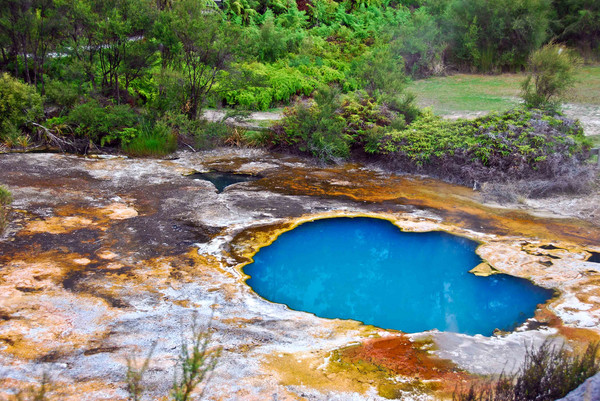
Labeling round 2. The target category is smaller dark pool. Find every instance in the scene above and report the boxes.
[588,251,600,263]
[188,171,260,193]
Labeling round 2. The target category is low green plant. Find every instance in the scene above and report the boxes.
[453,341,600,401]
[122,121,177,157]
[125,343,156,401]
[0,185,12,236]
[241,129,273,147]
[521,44,581,109]
[2,371,50,401]
[194,120,233,150]
[223,61,344,110]
[377,107,590,183]
[121,314,220,401]
[0,74,43,143]
[171,315,221,401]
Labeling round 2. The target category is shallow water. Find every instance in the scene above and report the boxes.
[188,171,259,192]
[588,251,600,263]
[244,217,554,335]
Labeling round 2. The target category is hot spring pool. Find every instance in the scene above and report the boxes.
[188,171,260,192]
[243,217,553,335]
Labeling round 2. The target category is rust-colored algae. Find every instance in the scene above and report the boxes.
[265,335,470,399]
[338,336,460,380]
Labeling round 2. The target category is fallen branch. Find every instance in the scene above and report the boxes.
[31,122,75,152]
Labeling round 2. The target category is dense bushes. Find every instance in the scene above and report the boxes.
[521,44,581,109]
[379,108,590,183]
[447,0,550,72]
[0,74,42,145]
[66,101,139,145]
[276,94,590,184]
[274,88,348,159]
[0,0,596,171]
[550,0,600,61]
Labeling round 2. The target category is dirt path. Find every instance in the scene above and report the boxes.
[562,103,600,136]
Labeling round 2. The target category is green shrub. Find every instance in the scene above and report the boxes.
[389,6,447,77]
[223,61,344,110]
[66,100,139,144]
[521,44,581,109]
[241,129,273,147]
[353,46,407,98]
[122,313,221,401]
[274,87,349,161]
[550,0,600,61]
[200,122,231,149]
[0,73,43,142]
[171,315,221,401]
[249,11,306,63]
[44,79,80,112]
[148,69,187,114]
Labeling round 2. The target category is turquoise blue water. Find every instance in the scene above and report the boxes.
[244,217,554,336]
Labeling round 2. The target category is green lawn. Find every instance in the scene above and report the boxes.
[408,66,600,116]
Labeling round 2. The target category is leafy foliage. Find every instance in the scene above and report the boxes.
[448,0,551,72]
[550,0,600,60]
[378,108,590,183]
[121,121,177,157]
[275,87,348,161]
[0,0,595,166]
[0,73,43,143]
[521,44,581,109]
[66,100,138,144]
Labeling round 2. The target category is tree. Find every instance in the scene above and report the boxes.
[58,0,102,91]
[170,0,234,119]
[0,0,64,92]
[96,0,157,103]
[448,0,551,72]
[521,43,581,108]
[550,0,600,59]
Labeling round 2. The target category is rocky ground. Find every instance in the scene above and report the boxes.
[0,149,599,400]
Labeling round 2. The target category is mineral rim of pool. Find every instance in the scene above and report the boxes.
[243,217,554,336]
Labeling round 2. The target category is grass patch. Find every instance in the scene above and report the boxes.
[0,185,12,235]
[122,123,177,157]
[409,66,600,116]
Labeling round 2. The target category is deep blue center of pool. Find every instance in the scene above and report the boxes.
[243,217,553,336]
